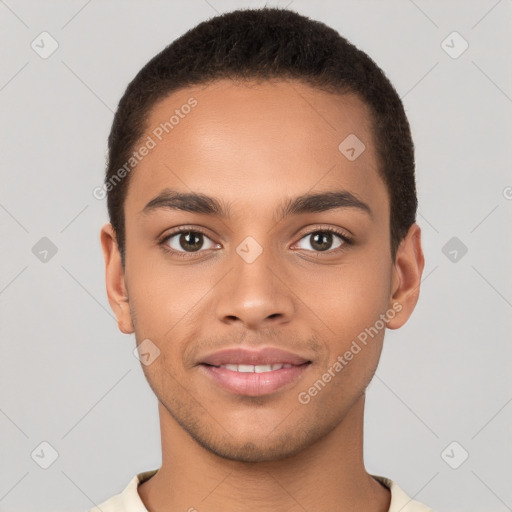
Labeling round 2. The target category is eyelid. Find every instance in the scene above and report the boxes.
[158,224,353,258]
[158,226,217,251]
[295,224,353,243]
[290,226,352,257]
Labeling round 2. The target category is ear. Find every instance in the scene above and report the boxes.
[100,223,134,334]
[386,223,425,330]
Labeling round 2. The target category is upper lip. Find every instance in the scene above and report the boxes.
[199,347,311,367]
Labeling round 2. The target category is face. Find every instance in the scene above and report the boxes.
[102,78,423,462]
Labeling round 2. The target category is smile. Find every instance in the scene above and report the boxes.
[199,362,311,396]
[215,363,295,372]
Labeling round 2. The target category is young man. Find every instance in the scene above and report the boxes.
[95,7,430,512]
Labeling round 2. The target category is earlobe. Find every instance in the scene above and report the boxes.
[100,223,134,335]
[386,223,425,330]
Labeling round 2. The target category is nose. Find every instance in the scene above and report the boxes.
[214,242,295,330]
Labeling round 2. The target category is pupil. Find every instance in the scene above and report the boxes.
[311,232,332,251]
[180,232,203,252]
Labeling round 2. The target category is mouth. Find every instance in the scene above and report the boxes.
[203,362,303,373]
[197,347,312,396]
[198,362,311,396]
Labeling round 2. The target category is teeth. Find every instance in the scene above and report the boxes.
[255,364,272,373]
[237,364,254,373]
[219,363,294,373]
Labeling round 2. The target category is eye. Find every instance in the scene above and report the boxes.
[160,228,218,256]
[158,226,352,259]
[294,228,352,253]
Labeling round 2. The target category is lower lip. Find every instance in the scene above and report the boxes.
[199,363,311,396]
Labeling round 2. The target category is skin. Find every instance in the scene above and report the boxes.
[101,78,424,512]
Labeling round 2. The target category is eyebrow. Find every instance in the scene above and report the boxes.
[140,188,373,221]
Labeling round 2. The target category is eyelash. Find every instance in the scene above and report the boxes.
[158,226,353,259]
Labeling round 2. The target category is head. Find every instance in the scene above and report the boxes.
[104,8,417,266]
[101,8,424,462]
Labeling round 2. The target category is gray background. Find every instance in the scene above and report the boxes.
[1,1,511,511]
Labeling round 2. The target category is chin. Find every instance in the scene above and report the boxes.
[201,439,306,463]
[189,424,321,463]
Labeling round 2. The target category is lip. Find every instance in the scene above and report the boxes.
[197,347,312,397]
[199,363,311,396]
[198,347,311,366]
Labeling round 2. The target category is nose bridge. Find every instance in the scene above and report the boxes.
[214,234,294,327]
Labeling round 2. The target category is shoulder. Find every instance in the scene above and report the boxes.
[371,474,436,512]
[88,469,158,512]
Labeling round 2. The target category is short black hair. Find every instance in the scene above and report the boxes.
[105,7,417,267]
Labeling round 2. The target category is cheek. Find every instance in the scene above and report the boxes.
[309,258,391,336]
[302,252,392,381]
[125,260,214,378]
[125,253,205,332]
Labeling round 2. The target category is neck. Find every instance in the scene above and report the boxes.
[138,394,390,511]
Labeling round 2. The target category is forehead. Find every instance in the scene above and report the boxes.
[124,79,387,218]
